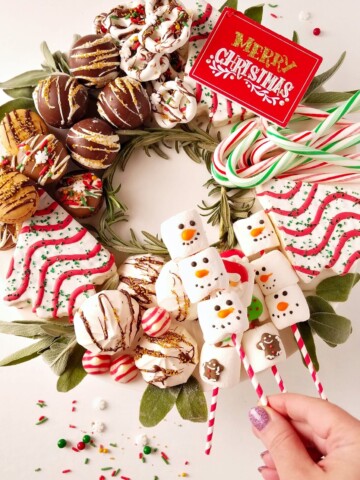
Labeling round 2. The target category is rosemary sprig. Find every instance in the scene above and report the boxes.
[199,179,255,250]
[98,123,252,255]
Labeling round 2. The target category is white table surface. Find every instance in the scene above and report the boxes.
[0,1,359,479]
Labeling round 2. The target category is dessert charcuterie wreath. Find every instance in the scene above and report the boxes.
[0,0,359,454]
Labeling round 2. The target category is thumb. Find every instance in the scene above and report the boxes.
[249,406,321,480]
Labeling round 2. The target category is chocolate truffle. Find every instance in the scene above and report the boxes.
[97,77,151,129]
[66,118,120,170]
[0,222,20,250]
[0,170,39,224]
[56,171,103,219]
[33,74,88,128]
[69,34,120,89]
[16,134,70,186]
[0,109,48,155]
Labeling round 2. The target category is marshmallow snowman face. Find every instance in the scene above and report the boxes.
[200,343,241,389]
[220,249,255,307]
[242,323,286,373]
[251,250,299,296]
[178,247,228,303]
[266,284,310,330]
[233,210,280,257]
[197,291,247,344]
[161,209,209,260]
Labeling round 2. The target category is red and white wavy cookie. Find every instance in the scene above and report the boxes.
[110,354,139,383]
[3,190,116,319]
[256,179,360,283]
[82,351,111,375]
[141,306,171,337]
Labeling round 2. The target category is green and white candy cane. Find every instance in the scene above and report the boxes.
[211,90,360,188]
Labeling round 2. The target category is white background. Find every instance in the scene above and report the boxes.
[0,0,359,479]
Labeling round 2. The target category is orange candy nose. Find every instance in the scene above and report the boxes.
[250,227,265,237]
[260,273,273,283]
[195,269,209,278]
[277,302,289,311]
[217,307,235,318]
[181,229,196,241]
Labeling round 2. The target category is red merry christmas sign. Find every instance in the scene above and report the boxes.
[189,8,323,127]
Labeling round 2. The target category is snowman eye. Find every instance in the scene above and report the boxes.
[262,267,266,272]
[247,225,252,230]
[259,219,265,225]
[203,257,209,263]
[256,271,259,275]
[191,261,197,267]
[274,294,279,299]
[190,220,196,226]
[226,300,233,306]
[178,223,184,229]
[283,291,288,296]
[214,305,220,311]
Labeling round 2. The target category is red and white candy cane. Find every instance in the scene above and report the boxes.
[271,365,287,393]
[205,386,220,455]
[231,334,268,407]
[291,324,327,400]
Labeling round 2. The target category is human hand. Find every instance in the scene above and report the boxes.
[249,393,360,480]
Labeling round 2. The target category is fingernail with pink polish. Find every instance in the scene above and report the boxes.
[260,450,268,459]
[249,406,270,431]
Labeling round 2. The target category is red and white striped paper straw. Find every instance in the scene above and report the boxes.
[291,324,327,400]
[232,334,268,407]
[271,365,287,393]
[205,387,220,455]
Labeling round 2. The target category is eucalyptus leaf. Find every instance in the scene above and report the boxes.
[306,295,335,315]
[0,70,49,89]
[0,98,35,122]
[309,313,352,345]
[40,41,57,72]
[304,52,346,98]
[42,337,77,376]
[219,0,238,12]
[0,336,54,367]
[57,344,87,392]
[139,384,182,427]
[0,321,47,339]
[176,377,208,423]
[292,31,299,44]
[316,273,360,302]
[102,272,120,291]
[3,86,34,99]
[304,90,357,104]
[296,322,319,371]
[244,4,264,23]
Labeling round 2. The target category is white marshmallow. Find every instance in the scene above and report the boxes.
[155,260,198,322]
[233,211,280,257]
[247,284,269,324]
[134,326,198,388]
[73,290,140,355]
[251,250,299,296]
[200,343,241,389]
[161,209,209,261]
[220,249,255,307]
[197,291,247,344]
[178,247,228,303]
[266,284,310,330]
[242,323,286,373]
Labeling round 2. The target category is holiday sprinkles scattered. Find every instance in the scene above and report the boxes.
[35,415,48,425]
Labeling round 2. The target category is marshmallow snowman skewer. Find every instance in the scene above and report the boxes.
[250,243,327,400]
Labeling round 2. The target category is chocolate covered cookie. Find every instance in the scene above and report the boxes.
[0,170,39,224]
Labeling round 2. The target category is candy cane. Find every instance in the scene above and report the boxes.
[212,91,360,187]
[271,366,287,393]
[232,334,268,407]
[205,387,220,455]
[291,324,327,400]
